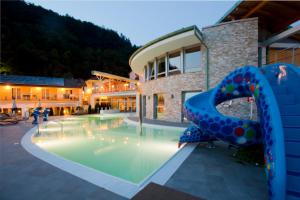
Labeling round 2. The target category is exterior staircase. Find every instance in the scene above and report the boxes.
[265,65,300,200]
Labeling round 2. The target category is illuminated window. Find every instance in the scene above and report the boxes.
[42,88,50,100]
[154,93,165,119]
[12,88,21,100]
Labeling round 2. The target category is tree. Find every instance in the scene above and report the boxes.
[1,1,138,80]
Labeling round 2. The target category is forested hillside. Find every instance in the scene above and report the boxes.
[1,0,138,79]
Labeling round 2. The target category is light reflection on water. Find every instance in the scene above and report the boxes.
[33,116,182,184]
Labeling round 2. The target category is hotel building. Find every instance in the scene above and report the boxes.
[130,1,300,123]
[0,75,84,116]
[84,71,138,113]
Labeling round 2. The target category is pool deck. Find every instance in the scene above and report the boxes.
[0,116,267,200]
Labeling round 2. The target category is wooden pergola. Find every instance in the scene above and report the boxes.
[91,70,138,83]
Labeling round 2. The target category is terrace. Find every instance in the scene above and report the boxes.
[0,75,84,116]
[0,86,81,102]
[84,71,138,112]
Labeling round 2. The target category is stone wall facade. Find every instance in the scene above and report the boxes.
[201,18,259,122]
[140,18,259,123]
[140,72,205,122]
[202,17,258,88]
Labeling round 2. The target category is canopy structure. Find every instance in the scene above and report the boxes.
[91,70,138,83]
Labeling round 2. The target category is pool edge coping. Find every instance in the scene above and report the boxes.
[123,117,187,131]
[21,116,196,199]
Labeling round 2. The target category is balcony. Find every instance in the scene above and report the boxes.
[0,94,80,102]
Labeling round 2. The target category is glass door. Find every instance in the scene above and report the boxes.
[153,93,165,119]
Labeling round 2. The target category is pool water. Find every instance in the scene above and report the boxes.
[32,116,182,184]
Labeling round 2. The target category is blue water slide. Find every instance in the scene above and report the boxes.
[179,63,300,200]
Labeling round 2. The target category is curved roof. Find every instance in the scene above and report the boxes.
[129,25,203,74]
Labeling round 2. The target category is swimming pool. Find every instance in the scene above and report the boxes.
[22,115,196,197]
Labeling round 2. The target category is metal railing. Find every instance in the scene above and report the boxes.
[92,87,136,94]
[0,96,80,101]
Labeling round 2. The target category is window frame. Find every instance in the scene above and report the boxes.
[168,51,182,75]
[157,56,166,78]
[184,46,201,73]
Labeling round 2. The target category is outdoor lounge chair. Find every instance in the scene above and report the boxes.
[0,117,19,126]
[0,113,23,126]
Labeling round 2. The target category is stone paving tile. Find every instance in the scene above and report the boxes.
[166,142,268,200]
[0,120,126,200]
[0,118,268,200]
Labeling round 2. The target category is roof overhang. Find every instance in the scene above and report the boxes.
[129,26,203,74]
[217,1,300,34]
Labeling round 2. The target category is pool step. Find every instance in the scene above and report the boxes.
[272,86,288,95]
[286,192,300,200]
[280,104,300,116]
[286,157,300,174]
[276,94,296,105]
[286,141,300,157]
[284,128,300,141]
[286,174,300,200]
[281,116,300,128]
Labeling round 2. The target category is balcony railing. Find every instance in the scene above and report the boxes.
[92,87,136,94]
[0,95,79,102]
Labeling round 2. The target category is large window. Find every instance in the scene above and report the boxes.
[157,57,166,78]
[42,88,50,100]
[185,46,201,73]
[149,62,155,80]
[168,52,181,75]
[12,88,21,100]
